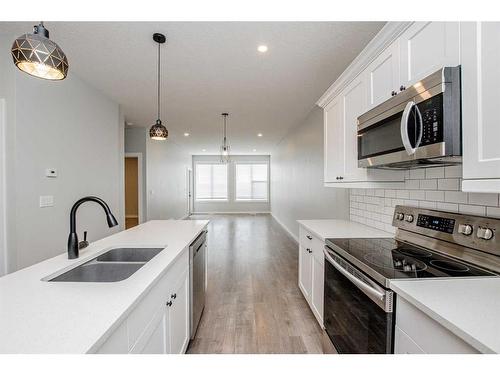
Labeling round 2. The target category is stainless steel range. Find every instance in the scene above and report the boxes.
[323,206,500,354]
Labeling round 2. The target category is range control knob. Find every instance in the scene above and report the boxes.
[395,213,404,221]
[405,214,414,223]
[458,224,473,236]
[477,227,494,240]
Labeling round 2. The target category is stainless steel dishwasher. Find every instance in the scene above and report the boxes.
[190,230,207,339]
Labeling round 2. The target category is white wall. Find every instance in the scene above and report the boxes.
[192,155,271,214]
[351,166,500,234]
[0,34,123,271]
[146,138,191,220]
[271,106,349,240]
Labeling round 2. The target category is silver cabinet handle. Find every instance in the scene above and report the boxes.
[400,101,423,155]
[323,249,385,301]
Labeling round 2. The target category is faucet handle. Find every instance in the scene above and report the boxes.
[78,231,89,250]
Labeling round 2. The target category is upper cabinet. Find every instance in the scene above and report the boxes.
[365,42,400,109]
[319,22,463,188]
[461,22,500,193]
[399,22,460,88]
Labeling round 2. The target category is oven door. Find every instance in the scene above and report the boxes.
[323,246,394,354]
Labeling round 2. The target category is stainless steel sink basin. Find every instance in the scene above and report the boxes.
[48,247,165,282]
[96,247,164,262]
[50,262,145,282]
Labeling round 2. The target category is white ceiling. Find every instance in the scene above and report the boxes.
[1,22,384,154]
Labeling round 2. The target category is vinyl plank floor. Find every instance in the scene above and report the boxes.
[186,214,330,354]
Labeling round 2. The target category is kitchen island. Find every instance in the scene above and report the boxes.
[0,220,208,354]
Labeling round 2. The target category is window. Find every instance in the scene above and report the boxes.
[195,164,228,201]
[235,163,268,201]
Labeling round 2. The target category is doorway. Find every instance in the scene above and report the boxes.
[186,167,193,217]
[124,153,143,229]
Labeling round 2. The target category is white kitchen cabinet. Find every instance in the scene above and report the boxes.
[167,270,190,354]
[395,296,478,354]
[365,42,400,109]
[298,226,323,327]
[399,22,460,88]
[323,76,405,187]
[461,22,500,193]
[323,95,344,183]
[94,246,192,354]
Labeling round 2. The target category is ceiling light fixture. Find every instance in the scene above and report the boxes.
[11,22,68,80]
[253,149,257,152]
[257,133,263,137]
[220,113,231,164]
[184,132,190,137]
[149,33,168,141]
[257,45,268,53]
[202,149,206,152]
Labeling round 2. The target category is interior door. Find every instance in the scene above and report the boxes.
[365,42,400,109]
[461,22,500,181]
[324,96,345,182]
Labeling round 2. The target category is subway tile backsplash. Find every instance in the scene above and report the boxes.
[350,166,500,234]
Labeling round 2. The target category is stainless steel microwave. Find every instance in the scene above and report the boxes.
[357,66,462,169]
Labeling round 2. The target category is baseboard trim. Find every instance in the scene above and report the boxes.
[270,213,298,243]
[191,211,271,215]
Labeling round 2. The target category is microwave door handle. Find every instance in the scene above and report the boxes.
[323,248,386,304]
[400,101,423,155]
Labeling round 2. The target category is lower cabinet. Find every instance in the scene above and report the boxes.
[298,225,324,327]
[95,248,191,354]
[394,296,478,354]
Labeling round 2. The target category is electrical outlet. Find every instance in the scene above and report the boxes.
[39,195,54,208]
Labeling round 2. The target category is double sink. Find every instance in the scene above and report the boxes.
[49,247,165,283]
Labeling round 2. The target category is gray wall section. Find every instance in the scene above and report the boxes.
[125,127,148,220]
[270,106,349,240]
[0,33,123,271]
[192,155,271,213]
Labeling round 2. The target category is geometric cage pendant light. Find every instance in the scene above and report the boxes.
[149,33,168,141]
[11,22,68,80]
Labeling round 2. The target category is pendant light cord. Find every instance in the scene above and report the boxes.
[157,42,161,121]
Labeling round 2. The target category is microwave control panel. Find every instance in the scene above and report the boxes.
[418,93,443,146]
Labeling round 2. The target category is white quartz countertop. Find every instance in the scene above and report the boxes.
[0,219,208,354]
[297,219,392,241]
[390,277,500,353]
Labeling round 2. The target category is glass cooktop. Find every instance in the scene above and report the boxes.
[325,238,496,283]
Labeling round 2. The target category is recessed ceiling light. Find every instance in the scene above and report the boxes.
[257,133,263,137]
[184,132,190,137]
[253,149,257,152]
[257,45,268,53]
[202,149,206,152]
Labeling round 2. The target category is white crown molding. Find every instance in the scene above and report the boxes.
[316,22,413,108]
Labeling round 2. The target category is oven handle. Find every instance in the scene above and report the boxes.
[323,248,387,306]
[400,101,423,155]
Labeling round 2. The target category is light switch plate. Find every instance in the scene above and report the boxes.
[45,168,57,178]
[39,195,54,208]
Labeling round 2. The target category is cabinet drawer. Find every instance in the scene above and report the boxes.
[127,249,189,349]
[396,296,478,354]
[299,226,315,248]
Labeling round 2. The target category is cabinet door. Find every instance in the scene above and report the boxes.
[365,42,400,109]
[394,327,425,354]
[399,22,460,87]
[167,271,190,354]
[138,310,169,354]
[342,75,368,182]
[461,22,500,182]
[298,245,312,302]
[310,255,324,327]
[324,96,345,183]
